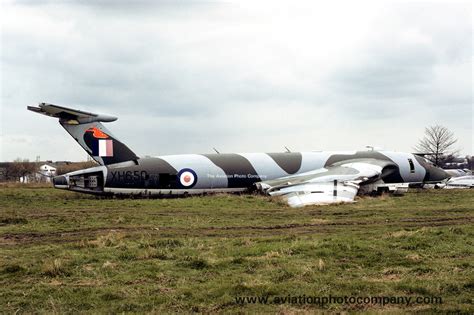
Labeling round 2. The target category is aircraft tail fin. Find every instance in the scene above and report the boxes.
[28,103,139,165]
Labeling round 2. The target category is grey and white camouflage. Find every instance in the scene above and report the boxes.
[28,103,451,207]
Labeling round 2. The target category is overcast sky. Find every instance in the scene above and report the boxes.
[1,0,472,162]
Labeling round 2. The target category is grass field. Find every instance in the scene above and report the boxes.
[0,185,473,313]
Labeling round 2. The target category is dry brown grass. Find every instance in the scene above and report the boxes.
[0,182,52,188]
[42,259,68,277]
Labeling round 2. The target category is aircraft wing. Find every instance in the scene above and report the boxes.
[255,162,385,207]
[442,175,474,189]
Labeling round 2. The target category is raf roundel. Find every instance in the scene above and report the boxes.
[178,168,197,188]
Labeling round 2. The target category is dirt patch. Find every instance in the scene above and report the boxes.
[1,215,472,246]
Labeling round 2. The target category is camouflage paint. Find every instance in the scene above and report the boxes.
[28,103,451,200]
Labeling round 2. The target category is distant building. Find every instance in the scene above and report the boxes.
[0,161,71,182]
[38,164,57,182]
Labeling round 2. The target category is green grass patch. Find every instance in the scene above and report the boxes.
[0,187,473,313]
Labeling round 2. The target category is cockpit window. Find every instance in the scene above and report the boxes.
[408,158,415,173]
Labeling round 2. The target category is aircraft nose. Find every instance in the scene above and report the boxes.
[428,167,449,182]
[53,175,68,188]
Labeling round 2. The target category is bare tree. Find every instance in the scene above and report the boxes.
[414,125,458,166]
[7,158,38,182]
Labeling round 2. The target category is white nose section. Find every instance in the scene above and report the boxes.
[271,181,360,207]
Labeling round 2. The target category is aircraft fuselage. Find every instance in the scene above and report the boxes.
[53,150,449,196]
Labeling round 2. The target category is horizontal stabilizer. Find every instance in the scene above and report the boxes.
[27,103,117,124]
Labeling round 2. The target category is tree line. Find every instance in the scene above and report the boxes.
[0,160,97,182]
